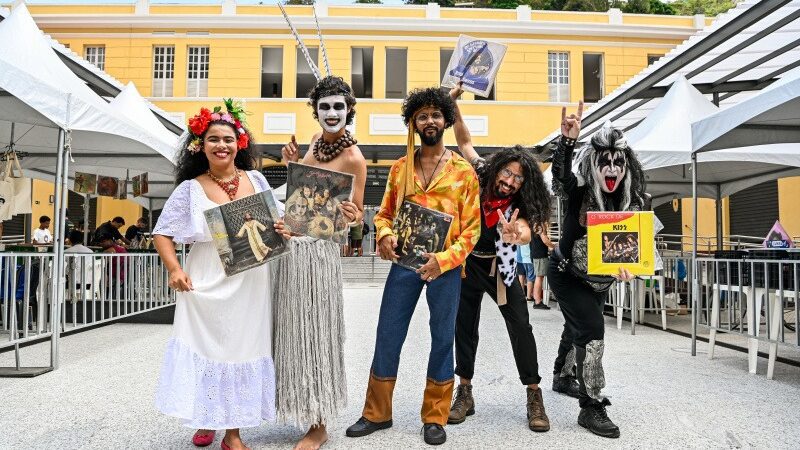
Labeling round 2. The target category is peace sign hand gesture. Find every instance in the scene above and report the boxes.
[560,101,584,140]
[498,208,522,244]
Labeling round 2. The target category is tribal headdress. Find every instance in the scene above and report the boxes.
[186,98,249,153]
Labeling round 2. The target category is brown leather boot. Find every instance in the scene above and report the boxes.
[526,387,550,432]
[447,384,475,424]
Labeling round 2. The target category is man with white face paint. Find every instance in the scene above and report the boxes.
[547,103,648,439]
[278,76,367,450]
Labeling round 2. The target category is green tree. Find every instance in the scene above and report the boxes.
[671,0,739,16]
[355,0,383,3]
[561,0,610,11]
[404,0,456,6]
[284,0,314,5]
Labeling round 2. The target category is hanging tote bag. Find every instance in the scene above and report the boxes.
[8,153,31,215]
[0,159,16,221]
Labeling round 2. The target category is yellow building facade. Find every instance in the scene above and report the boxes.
[12,1,799,245]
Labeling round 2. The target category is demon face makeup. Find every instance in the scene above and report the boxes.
[593,149,627,194]
[317,95,348,134]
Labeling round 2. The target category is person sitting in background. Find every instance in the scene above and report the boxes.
[65,230,93,254]
[32,216,52,245]
[125,217,147,247]
[93,216,131,247]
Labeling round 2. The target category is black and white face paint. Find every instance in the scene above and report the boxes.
[317,95,347,134]
[592,149,627,194]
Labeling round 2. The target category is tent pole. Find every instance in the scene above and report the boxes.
[691,152,698,357]
[83,194,90,245]
[148,198,153,232]
[715,184,723,250]
[49,128,66,370]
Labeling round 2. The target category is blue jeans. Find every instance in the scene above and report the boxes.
[371,264,462,382]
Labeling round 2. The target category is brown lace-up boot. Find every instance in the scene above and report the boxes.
[526,387,550,432]
[447,384,474,424]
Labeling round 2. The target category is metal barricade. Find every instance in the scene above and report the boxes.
[696,257,799,379]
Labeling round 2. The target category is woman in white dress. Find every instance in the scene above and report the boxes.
[153,101,283,450]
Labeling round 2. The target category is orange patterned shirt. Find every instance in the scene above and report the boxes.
[374,151,481,273]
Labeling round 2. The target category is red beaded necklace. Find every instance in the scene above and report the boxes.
[207,169,241,200]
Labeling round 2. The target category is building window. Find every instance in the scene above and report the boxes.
[548,51,570,103]
[582,53,604,103]
[296,46,319,98]
[385,48,407,99]
[85,46,105,70]
[475,86,495,101]
[440,48,454,86]
[351,47,374,98]
[187,46,209,97]
[261,47,283,98]
[647,54,664,65]
[152,46,175,97]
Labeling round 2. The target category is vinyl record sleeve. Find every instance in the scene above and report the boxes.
[587,211,655,276]
[283,162,355,245]
[392,200,453,271]
[441,34,507,98]
[204,191,289,277]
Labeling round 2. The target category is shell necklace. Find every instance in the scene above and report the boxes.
[207,169,241,201]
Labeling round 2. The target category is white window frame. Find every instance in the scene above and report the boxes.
[187,46,210,98]
[548,51,570,103]
[84,45,105,70]
[152,45,175,97]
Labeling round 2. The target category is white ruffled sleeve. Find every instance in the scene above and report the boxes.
[152,180,208,244]
[249,170,285,218]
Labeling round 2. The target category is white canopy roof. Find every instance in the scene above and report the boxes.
[0,4,176,178]
[692,66,800,153]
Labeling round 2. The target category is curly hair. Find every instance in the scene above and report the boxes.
[401,88,456,128]
[174,121,256,184]
[308,76,357,125]
[481,145,551,229]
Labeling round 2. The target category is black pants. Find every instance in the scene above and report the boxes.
[455,254,542,386]
[547,256,608,407]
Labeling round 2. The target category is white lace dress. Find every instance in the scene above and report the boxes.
[153,170,283,429]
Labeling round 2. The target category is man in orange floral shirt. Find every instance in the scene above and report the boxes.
[346,88,480,446]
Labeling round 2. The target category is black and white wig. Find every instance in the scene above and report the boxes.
[574,127,646,212]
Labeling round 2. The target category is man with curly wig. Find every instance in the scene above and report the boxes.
[444,85,552,432]
[279,75,367,450]
[346,87,480,446]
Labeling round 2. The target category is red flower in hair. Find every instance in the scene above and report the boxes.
[188,108,212,136]
[237,133,249,149]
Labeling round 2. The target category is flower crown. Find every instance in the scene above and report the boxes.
[186,98,249,154]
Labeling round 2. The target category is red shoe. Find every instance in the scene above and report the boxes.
[192,430,215,447]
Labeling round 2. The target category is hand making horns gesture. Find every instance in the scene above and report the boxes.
[560,100,584,140]
[498,208,522,244]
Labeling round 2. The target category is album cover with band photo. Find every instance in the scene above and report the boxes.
[283,162,355,245]
[441,34,507,98]
[586,211,654,276]
[204,191,288,277]
[392,200,453,271]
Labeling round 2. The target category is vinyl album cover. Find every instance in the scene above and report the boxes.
[132,174,146,198]
[74,172,97,194]
[96,176,119,197]
[392,200,453,271]
[204,191,288,277]
[763,220,794,248]
[140,172,149,195]
[115,179,128,200]
[587,211,655,276]
[283,162,354,245]
[441,34,507,98]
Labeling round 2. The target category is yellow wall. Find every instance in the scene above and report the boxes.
[778,177,800,240]
[31,180,56,238]
[95,197,143,231]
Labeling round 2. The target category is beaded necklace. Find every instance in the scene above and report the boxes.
[206,169,241,201]
[312,131,357,162]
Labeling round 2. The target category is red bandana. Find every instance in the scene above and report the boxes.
[482,197,512,228]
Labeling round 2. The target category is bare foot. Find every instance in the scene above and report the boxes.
[223,435,250,450]
[293,425,328,450]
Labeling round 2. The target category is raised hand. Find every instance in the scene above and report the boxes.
[449,82,464,101]
[560,101,584,140]
[498,208,522,244]
[281,135,300,163]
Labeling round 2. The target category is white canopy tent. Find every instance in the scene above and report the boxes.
[0,4,181,373]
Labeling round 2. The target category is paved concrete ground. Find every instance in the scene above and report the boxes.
[2,286,799,449]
